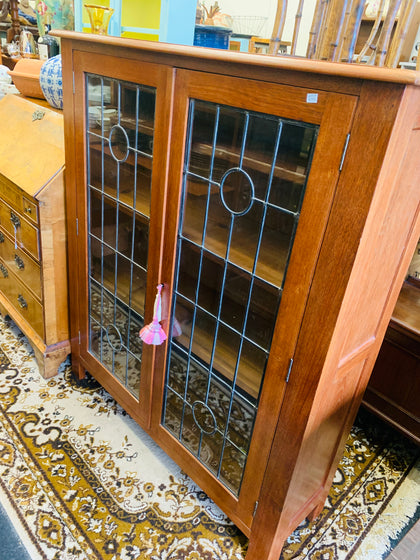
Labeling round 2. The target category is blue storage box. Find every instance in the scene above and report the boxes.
[194,25,232,49]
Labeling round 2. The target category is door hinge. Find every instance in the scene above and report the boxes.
[72,71,75,95]
[76,217,79,236]
[253,500,259,517]
[78,330,81,344]
[286,358,293,383]
[339,133,350,172]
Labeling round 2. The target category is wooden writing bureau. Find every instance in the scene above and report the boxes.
[55,30,420,560]
[0,95,69,378]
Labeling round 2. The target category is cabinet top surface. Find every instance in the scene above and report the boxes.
[0,96,64,197]
[54,30,420,86]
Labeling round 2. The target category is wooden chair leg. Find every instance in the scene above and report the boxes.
[386,0,417,67]
[291,0,305,56]
[356,0,386,63]
[307,0,328,58]
[336,0,366,63]
[269,0,288,55]
[374,0,402,66]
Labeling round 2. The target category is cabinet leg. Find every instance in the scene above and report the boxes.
[306,495,327,522]
[246,528,288,560]
[76,362,87,380]
[64,348,86,380]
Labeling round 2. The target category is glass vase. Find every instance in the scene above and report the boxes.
[84,4,114,35]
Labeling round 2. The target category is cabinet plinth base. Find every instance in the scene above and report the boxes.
[0,298,70,379]
[32,340,71,379]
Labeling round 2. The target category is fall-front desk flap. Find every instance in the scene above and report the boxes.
[0,95,64,197]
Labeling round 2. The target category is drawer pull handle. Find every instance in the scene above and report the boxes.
[0,263,8,278]
[17,294,27,309]
[14,255,24,270]
[10,212,20,229]
[0,232,4,243]
[24,207,32,215]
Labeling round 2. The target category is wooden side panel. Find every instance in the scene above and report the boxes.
[314,84,420,482]
[337,88,420,360]
[61,39,82,375]
[247,81,410,560]
[38,169,70,346]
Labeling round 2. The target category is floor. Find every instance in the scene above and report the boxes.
[0,496,417,559]
[387,518,420,560]
[0,500,31,560]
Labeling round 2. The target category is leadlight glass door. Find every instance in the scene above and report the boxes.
[155,70,356,528]
[72,52,172,425]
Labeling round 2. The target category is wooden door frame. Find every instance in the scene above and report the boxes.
[68,49,174,428]
[149,68,358,535]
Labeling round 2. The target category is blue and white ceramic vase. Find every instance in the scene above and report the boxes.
[39,54,63,110]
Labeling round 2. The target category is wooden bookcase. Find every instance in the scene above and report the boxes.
[56,30,420,559]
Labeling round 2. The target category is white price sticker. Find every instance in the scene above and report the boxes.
[306,93,318,104]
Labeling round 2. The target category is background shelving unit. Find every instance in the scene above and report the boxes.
[74,0,196,44]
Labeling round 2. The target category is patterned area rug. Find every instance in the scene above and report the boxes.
[0,315,418,560]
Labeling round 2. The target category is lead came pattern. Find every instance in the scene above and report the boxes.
[86,74,156,398]
[163,100,318,494]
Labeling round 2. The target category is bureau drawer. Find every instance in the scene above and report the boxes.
[0,176,39,225]
[0,260,44,339]
[0,231,42,300]
[0,199,40,261]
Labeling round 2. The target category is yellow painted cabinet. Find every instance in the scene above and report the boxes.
[75,0,196,44]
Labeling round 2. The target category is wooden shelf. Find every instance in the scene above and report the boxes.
[194,142,307,184]
[390,279,420,337]
[88,110,155,138]
[90,270,146,321]
[182,194,290,287]
[88,141,152,218]
[119,115,155,137]
[174,301,263,400]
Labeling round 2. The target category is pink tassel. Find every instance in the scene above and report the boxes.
[139,284,167,345]
[171,317,183,337]
[162,316,182,337]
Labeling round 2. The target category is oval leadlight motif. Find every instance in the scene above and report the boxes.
[192,401,217,435]
[109,124,130,162]
[105,324,123,352]
[220,167,254,216]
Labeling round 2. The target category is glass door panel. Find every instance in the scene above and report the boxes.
[86,74,156,398]
[163,100,318,494]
